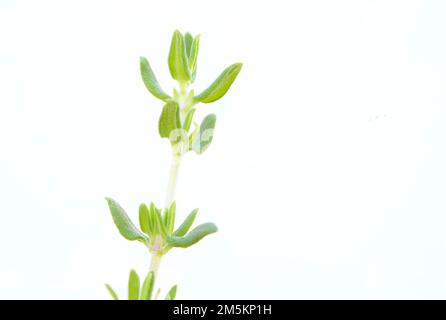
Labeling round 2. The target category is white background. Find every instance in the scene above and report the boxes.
[1,0,445,299]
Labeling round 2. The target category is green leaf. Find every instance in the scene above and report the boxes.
[173,208,198,237]
[105,198,149,245]
[140,271,155,300]
[139,203,150,236]
[140,57,171,101]
[189,35,200,81]
[158,101,182,143]
[166,202,176,234]
[167,222,218,248]
[168,30,190,82]
[183,108,196,132]
[194,63,242,103]
[152,204,167,238]
[165,285,177,300]
[149,203,158,235]
[128,269,140,300]
[163,207,169,227]
[184,32,193,57]
[148,202,157,234]
[105,283,119,300]
[188,122,199,150]
[192,114,216,154]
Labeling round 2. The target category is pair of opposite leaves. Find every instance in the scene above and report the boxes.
[158,101,216,154]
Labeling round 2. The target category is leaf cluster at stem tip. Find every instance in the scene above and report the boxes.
[140,30,242,153]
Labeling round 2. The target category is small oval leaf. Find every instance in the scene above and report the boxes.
[152,205,167,238]
[168,30,190,82]
[167,222,218,248]
[139,203,151,236]
[183,108,196,132]
[148,202,157,234]
[165,285,177,300]
[194,63,242,103]
[140,271,155,300]
[173,208,198,237]
[140,57,171,101]
[158,101,182,143]
[192,114,216,154]
[163,207,169,227]
[105,198,149,245]
[128,269,140,300]
[184,32,193,57]
[105,284,119,300]
[189,35,200,81]
[166,202,176,234]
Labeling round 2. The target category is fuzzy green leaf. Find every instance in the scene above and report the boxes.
[194,63,242,103]
[140,57,171,101]
[173,208,198,237]
[168,30,190,82]
[148,203,157,235]
[189,35,200,81]
[184,32,193,57]
[139,203,150,236]
[163,207,169,227]
[188,122,199,150]
[105,198,149,244]
[105,284,119,300]
[152,204,167,238]
[159,101,182,143]
[165,285,177,300]
[192,114,216,154]
[167,222,218,248]
[166,202,176,234]
[128,270,140,300]
[140,271,155,300]
[183,108,196,132]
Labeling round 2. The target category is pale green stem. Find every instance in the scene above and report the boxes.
[164,146,182,208]
[149,85,187,281]
[149,143,183,276]
[149,252,162,276]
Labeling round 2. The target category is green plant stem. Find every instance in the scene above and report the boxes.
[149,143,183,278]
[164,145,182,208]
[149,83,189,283]
[149,252,162,276]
